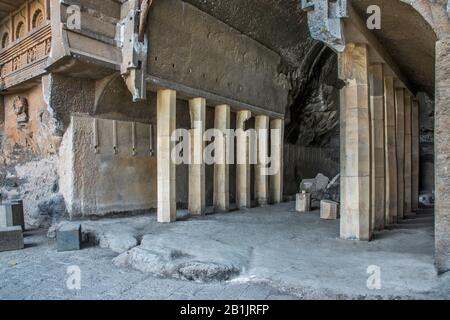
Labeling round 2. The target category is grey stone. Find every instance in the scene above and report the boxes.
[320,200,339,220]
[324,174,340,203]
[300,173,331,202]
[38,194,67,222]
[113,232,251,282]
[98,232,138,254]
[315,173,330,191]
[296,192,311,213]
[57,223,81,252]
[0,226,24,252]
[0,201,25,231]
[299,179,315,193]
[301,0,347,52]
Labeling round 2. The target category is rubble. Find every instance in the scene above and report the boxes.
[300,173,340,204]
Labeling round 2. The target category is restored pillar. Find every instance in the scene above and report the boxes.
[269,119,284,204]
[255,115,269,206]
[435,39,450,274]
[411,98,420,211]
[404,92,413,215]
[236,110,252,209]
[213,104,230,212]
[384,75,398,224]
[369,64,386,231]
[339,43,372,241]
[188,98,206,216]
[157,89,177,223]
[395,88,405,220]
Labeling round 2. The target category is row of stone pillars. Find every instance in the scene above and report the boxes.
[339,43,420,241]
[156,89,284,223]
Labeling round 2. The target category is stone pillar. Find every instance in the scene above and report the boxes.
[157,89,177,223]
[188,98,206,216]
[255,115,269,206]
[214,104,230,212]
[369,64,386,231]
[411,98,420,211]
[236,110,252,209]
[435,39,450,274]
[404,93,413,215]
[384,75,398,225]
[270,119,284,204]
[395,88,405,220]
[339,43,372,241]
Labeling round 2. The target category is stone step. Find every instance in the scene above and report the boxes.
[391,222,433,230]
[401,216,434,225]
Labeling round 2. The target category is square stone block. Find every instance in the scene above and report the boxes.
[320,200,339,220]
[0,226,24,252]
[296,193,311,213]
[57,223,82,252]
[0,201,25,231]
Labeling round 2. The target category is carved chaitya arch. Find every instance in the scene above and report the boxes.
[30,0,46,30]
[15,22,26,40]
[32,9,44,29]
[1,33,9,49]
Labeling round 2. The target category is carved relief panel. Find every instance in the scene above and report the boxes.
[0,0,50,89]
[12,96,29,129]
[0,0,48,48]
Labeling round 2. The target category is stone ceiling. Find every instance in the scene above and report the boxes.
[184,0,437,97]
[351,0,437,96]
[183,0,314,68]
[0,0,25,21]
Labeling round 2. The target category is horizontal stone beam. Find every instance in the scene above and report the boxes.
[146,75,284,119]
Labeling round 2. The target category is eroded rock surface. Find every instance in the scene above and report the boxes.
[114,233,251,282]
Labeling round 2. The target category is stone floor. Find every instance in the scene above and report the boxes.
[0,202,448,300]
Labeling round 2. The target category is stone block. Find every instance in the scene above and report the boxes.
[57,223,82,252]
[0,226,24,252]
[0,201,25,231]
[296,192,311,213]
[320,200,339,220]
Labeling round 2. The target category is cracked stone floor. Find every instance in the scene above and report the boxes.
[0,202,449,300]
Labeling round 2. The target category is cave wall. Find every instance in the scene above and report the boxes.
[147,0,290,115]
[0,0,341,226]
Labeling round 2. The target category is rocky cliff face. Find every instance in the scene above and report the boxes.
[285,45,341,149]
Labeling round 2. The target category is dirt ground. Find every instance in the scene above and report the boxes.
[0,202,448,300]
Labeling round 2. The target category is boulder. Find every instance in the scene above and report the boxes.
[299,173,330,201]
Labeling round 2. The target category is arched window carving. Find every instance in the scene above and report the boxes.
[15,22,25,40]
[32,9,44,29]
[1,33,9,49]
